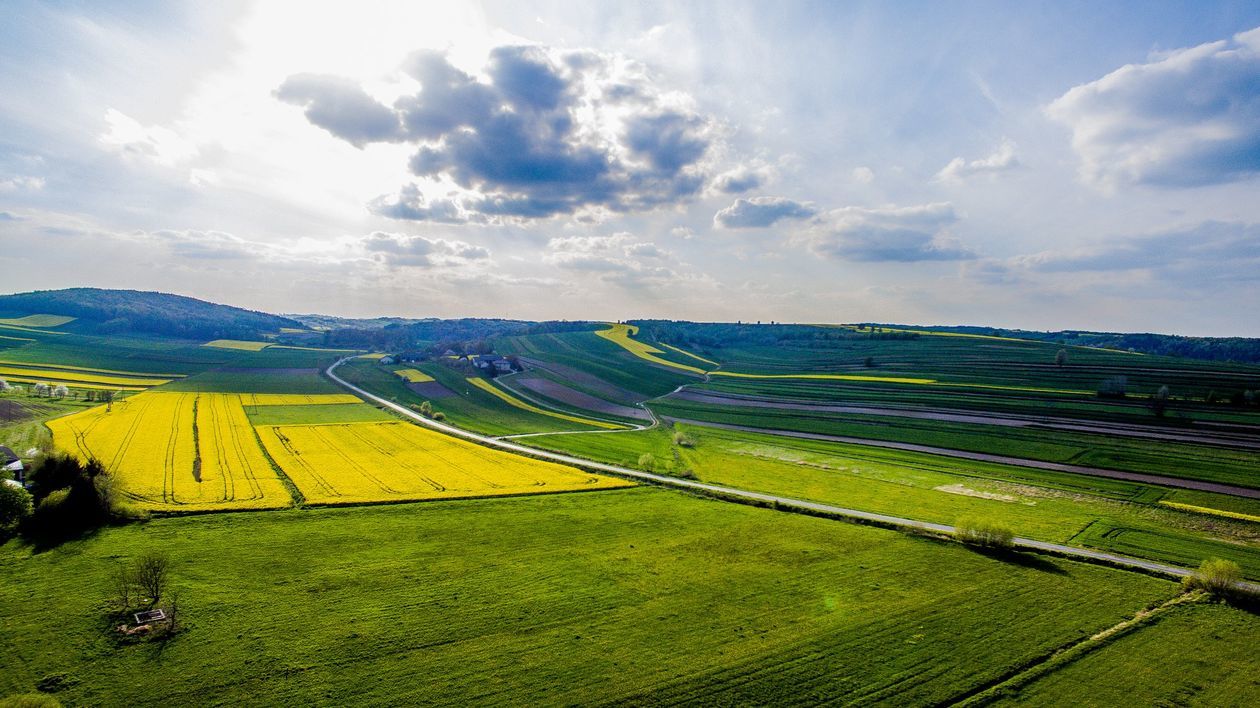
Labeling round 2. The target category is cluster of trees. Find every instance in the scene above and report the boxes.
[409,400,446,422]
[0,288,301,340]
[320,318,598,354]
[953,518,1015,549]
[1,455,121,542]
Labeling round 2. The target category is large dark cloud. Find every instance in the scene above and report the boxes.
[279,46,721,222]
[1047,26,1260,188]
[802,203,973,262]
[275,74,403,148]
[713,196,817,228]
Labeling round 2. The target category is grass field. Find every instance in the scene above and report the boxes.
[0,314,76,328]
[237,393,361,406]
[47,392,292,511]
[0,488,1203,706]
[994,602,1260,705]
[257,420,630,505]
[518,423,1260,579]
[650,397,1260,490]
[466,377,627,430]
[336,359,616,436]
[202,339,272,351]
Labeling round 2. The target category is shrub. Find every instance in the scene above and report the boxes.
[432,412,446,421]
[637,453,656,471]
[0,482,33,533]
[1182,558,1242,597]
[672,431,696,448]
[954,518,1015,549]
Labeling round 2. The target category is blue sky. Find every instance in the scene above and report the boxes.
[2,1,1259,335]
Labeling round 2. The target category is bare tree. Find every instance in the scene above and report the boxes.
[112,563,134,611]
[134,551,170,605]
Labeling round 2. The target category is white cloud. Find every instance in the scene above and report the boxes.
[935,138,1019,181]
[713,196,817,229]
[851,166,875,184]
[0,175,45,192]
[1047,26,1260,188]
[799,203,973,262]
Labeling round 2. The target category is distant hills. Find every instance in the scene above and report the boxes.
[0,288,303,341]
[3,288,1259,364]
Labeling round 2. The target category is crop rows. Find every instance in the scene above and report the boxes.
[257,420,632,505]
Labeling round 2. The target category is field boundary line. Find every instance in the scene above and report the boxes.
[326,358,1260,594]
[946,593,1205,706]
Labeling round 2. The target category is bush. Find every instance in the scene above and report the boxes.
[432,412,446,421]
[1182,558,1243,597]
[954,518,1015,549]
[637,453,656,471]
[672,431,696,448]
[0,483,33,533]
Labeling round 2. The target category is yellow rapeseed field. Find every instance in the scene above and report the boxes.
[257,421,632,505]
[393,368,434,383]
[237,393,362,406]
[595,323,707,375]
[203,339,272,351]
[0,359,183,378]
[48,392,291,511]
[467,377,626,429]
[0,366,171,388]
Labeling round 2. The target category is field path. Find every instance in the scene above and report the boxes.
[327,358,1260,592]
[664,417,1260,499]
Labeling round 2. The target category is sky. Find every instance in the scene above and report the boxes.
[1,1,1259,335]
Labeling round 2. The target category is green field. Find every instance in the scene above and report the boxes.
[994,602,1260,705]
[0,488,1194,706]
[517,423,1260,579]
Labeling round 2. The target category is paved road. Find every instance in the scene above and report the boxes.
[671,389,1260,451]
[664,417,1260,499]
[327,358,1260,594]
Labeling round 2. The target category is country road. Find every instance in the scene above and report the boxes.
[327,359,1260,593]
[662,418,1260,499]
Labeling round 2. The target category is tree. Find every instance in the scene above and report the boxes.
[864,356,876,368]
[0,483,33,533]
[1182,558,1242,597]
[1151,385,1171,417]
[134,551,170,604]
[954,517,1015,549]
[112,562,134,611]
[52,385,69,399]
[672,431,696,448]
[637,453,656,471]
[1055,349,1068,367]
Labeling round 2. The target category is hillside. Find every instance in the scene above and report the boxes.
[0,288,302,340]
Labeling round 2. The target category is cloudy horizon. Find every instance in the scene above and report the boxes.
[2,1,1259,336]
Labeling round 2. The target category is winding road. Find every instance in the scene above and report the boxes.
[328,358,1260,593]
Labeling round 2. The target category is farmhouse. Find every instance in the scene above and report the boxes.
[471,355,516,374]
[378,355,397,365]
[1,445,23,484]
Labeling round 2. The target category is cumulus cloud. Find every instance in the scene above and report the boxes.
[274,74,404,148]
[278,45,720,223]
[361,231,489,268]
[1047,26,1260,188]
[712,165,773,193]
[713,196,818,229]
[1009,221,1260,276]
[544,232,676,287]
[800,203,973,262]
[936,139,1019,181]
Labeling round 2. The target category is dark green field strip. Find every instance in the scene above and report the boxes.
[163,368,344,394]
[336,358,602,436]
[650,398,1260,490]
[243,402,391,426]
[994,602,1260,706]
[0,489,1177,705]
[699,375,1260,427]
